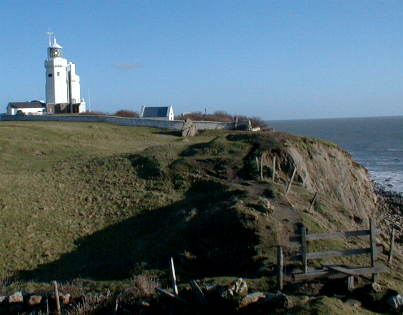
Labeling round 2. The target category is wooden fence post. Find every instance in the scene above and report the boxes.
[285,167,297,195]
[277,246,284,290]
[272,156,276,181]
[347,276,354,291]
[300,225,308,273]
[53,281,61,315]
[189,280,207,305]
[256,156,260,179]
[156,288,190,304]
[260,155,264,180]
[388,226,395,265]
[308,192,318,212]
[169,257,179,295]
[369,218,378,282]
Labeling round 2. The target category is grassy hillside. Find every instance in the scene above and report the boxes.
[0,121,401,300]
[0,122,216,279]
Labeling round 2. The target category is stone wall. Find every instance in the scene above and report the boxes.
[0,115,235,131]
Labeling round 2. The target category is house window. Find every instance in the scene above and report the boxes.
[57,72,60,76]
[48,73,52,77]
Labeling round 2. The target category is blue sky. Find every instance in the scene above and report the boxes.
[0,0,402,120]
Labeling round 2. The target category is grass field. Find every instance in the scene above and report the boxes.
[0,121,401,302]
[0,122,218,280]
[1,122,273,285]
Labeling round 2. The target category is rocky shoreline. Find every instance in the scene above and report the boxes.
[375,184,403,245]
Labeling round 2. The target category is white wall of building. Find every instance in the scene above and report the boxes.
[68,62,81,104]
[168,105,174,120]
[45,56,68,104]
[7,107,45,115]
[78,101,86,113]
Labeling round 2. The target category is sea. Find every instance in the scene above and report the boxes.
[268,116,403,194]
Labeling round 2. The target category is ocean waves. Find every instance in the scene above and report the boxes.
[370,170,403,193]
[269,116,403,194]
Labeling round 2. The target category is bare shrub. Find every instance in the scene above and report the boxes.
[114,110,139,118]
[131,275,160,297]
[59,281,85,299]
[209,111,234,122]
[124,275,160,300]
[176,111,205,121]
[66,293,113,315]
[0,278,13,296]
[79,111,106,116]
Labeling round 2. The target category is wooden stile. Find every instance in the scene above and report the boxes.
[292,221,386,284]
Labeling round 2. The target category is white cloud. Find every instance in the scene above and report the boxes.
[112,62,144,70]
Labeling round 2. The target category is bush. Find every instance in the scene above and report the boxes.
[176,111,268,129]
[114,110,139,118]
[130,155,163,179]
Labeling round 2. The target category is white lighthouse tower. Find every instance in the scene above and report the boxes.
[44,33,86,113]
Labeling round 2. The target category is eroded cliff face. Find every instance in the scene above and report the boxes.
[263,135,378,226]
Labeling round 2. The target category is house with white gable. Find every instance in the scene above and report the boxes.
[139,106,174,120]
[7,101,46,115]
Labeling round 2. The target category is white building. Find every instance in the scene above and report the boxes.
[44,34,86,113]
[139,106,174,120]
[7,101,46,115]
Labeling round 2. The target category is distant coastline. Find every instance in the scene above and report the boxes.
[268,114,403,122]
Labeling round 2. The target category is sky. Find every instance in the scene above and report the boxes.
[0,0,402,120]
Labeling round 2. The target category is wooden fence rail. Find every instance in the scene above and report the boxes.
[277,218,388,290]
[305,229,371,241]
